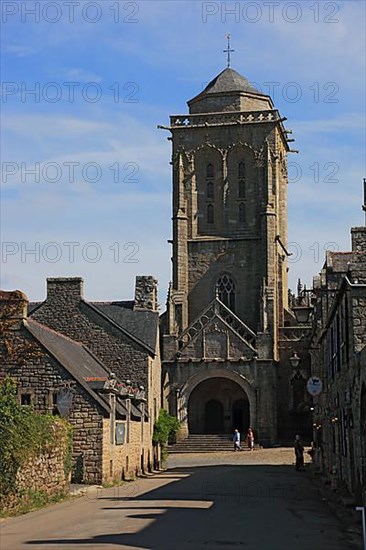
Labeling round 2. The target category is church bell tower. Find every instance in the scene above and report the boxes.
[161,52,293,444]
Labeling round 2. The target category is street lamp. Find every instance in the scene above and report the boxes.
[289,352,300,369]
[292,305,313,324]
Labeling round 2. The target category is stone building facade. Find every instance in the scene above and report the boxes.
[310,226,366,502]
[161,67,308,445]
[0,276,162,484]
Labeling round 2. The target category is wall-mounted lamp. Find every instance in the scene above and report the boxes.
[289,352,300,369]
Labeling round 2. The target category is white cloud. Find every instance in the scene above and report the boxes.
[3,44,36,57]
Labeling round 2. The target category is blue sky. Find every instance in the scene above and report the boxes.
[1,0,365,306]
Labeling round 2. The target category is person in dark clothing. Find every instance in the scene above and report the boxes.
[294,434,305,471]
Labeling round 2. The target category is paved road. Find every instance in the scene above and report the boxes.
[0,449,360,550]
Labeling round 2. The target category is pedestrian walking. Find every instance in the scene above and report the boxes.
[247,427,254,451]
[233,429,240,451]
[294,434,304,471]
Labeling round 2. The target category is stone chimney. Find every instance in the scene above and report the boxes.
[351,227,366,253]
[46,277,84,304]
[134,276,158,312]
[350,227,366,283]
[0,290,28,329]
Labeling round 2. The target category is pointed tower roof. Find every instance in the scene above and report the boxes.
[188,67,272,114]
[200,67,262,96]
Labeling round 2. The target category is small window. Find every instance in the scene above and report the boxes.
[115,422,126,445]
[238,161,245,178]
[238,180,245,198]
[21,393,32,406]
[207,181,214,199]
[206,163,214,179]
[239,203,246,224]
[207,204,214,224]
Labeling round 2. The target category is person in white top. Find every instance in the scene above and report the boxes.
[233,429,240,451]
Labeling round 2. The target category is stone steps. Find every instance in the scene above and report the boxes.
[168,434,257,454]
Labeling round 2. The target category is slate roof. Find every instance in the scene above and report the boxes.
[24,318,111,415]
[91,301,159,354]
[29,298,158,355]
[190,68,263,104]
[28,302,42,314]
[24,319,142,419]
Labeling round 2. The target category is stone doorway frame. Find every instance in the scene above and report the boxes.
[177,367,256,439]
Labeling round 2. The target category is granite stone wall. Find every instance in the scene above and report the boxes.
[32,278,149,391]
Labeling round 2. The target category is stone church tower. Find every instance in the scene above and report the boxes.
[161,66,293,445]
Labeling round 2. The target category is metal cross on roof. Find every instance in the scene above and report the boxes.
[223,34,234,68]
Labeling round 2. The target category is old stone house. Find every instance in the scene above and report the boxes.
[0,275,161,484]
[160,66,310,445]
[310,226,366,501]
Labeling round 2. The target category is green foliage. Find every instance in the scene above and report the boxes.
[0,489,68,518]
[0,377,72,501]
[153,409,180,447]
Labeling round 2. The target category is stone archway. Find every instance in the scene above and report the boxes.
[182,369,255,435]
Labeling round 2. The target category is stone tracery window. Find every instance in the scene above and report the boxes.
[217,275,236,311]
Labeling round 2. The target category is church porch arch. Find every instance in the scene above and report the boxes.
[177,368,256,437]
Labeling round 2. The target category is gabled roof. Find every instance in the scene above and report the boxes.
[177,297,257,356]
[91,301,158,355]
[29,298,159,356]
[24,318,111,416]
[24,319,143,420]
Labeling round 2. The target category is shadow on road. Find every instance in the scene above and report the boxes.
[24,464,357,550]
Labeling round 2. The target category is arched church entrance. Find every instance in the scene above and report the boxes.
[188,377,249,434]
[205,400,224,433]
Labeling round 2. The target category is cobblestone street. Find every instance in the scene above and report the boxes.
[1,449,362,550]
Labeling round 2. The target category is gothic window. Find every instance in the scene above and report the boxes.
[217,275,236,311]
[238,180,245,198]
[238,203,246,224]
[207,204,214,224]
[206,163,214,179]
[238,161,245,178]
[207,181,214,199]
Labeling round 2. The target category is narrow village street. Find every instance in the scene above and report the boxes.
[1,449,362,550]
